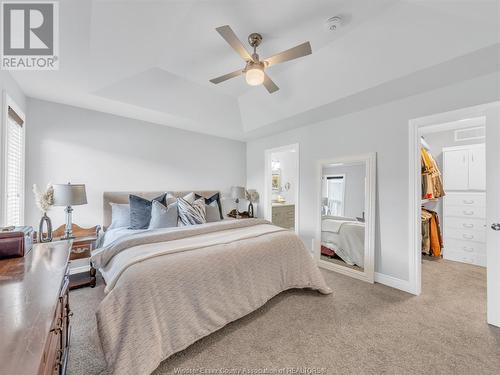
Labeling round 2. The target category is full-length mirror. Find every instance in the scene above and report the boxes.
[317,153,376,282]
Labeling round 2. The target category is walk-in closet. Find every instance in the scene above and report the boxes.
[420,118,486,267]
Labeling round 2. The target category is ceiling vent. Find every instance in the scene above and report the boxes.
[454,126,485,142]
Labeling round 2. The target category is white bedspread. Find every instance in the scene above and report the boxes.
[322,217,365,267]
[93,219,331,375]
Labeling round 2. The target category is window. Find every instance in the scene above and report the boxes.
[3,99,25,226]
[324,175,345,216]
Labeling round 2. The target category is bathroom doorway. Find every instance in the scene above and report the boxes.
[264,144,299,233]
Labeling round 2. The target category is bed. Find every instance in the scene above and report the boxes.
[91,191,332,375]
[321,216,365,268]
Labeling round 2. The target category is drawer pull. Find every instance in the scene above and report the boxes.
[463,200,474,204]
[463,211,474,216]
[463,246,474,252]
[462,223,474,228]
[462,234,474,240]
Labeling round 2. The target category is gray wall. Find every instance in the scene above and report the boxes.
[25,98,247,228]
[322,164,365,220]
[0,71,27,112]
[246,71,500,282]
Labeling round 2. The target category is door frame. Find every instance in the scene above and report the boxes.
[408,102,499,298]
[315,152,376,283]
[264,143,299,233]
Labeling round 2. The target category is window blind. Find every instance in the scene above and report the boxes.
[5,106,24,226]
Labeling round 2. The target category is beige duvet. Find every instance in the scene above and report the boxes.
[92,219,332,375]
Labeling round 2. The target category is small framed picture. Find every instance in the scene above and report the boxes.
[272,172,281,191]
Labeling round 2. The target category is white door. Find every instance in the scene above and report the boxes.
[486,105,500,327]
[443,149,469,190]
[469,145,486,190]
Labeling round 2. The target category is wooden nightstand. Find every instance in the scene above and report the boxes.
[52,224,100,289]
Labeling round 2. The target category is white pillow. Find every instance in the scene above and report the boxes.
[108,203,130,229]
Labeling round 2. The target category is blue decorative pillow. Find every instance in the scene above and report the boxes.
[129,193,166,229]
[148,200,178,229]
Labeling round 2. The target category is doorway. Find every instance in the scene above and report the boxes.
[264,144,299,233]
[408,102,500,327]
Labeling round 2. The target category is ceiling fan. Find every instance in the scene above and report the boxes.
[209,25,312,94]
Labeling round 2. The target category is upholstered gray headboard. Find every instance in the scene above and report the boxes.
[103,191,221,229]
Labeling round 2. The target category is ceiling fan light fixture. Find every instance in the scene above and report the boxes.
[245,66,265,86]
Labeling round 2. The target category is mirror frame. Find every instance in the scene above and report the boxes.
[315,152,376,283]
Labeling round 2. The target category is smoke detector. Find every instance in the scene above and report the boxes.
[326,16,342,31]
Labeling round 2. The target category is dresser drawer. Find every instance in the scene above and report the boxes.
[443,248,486,267]
[444,238,486,255]
[444,227,486,243]
[444,205,485,219]
[70,241,93,260]
[444,193,485,207]
[444,217,486,231]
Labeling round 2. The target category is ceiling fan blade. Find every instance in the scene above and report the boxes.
[216,25,253,61]
[209,69,243,84]
[263,73,279,94]
[264,42,312,67]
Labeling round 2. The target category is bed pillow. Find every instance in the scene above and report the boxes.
[129,193,167,229]
[108,203,130,229]
[165,192,195,206]
[148,200,178,229]
[195,193,223,221]
[177,197,206,225]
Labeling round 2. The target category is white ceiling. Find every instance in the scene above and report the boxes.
[10,0,500,140]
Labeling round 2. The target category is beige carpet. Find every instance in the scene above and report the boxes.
[68,258,500,375]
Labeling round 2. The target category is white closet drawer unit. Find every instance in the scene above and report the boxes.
[444,228,486,243]
[443,205,485,219]
[442,192,485,266]
[444,217,486,231]
[444,238,486,255]
[443,193,485,207]
[443,249,486,267]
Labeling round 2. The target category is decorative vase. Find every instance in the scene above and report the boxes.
[39,212,53,243]
[248,202,254,218]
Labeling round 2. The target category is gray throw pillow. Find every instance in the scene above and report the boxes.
[108,203,130,229]
[195,193,223,220]
[205,201,222,222]
[129,193,166,229]
[149,200,178,229]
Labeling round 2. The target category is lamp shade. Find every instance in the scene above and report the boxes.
[53,183,87,206]
[231,186,246,200]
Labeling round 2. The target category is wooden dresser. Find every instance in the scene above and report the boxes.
[0,241,72,375]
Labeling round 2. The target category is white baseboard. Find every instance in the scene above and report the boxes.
[374,272,417,295]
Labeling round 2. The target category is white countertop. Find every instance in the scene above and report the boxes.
[272,202,295,207]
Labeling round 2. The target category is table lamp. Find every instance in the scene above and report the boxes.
[53,183,87,239]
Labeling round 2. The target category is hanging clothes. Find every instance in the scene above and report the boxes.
[421,208,443,257]
[421,147,445,200]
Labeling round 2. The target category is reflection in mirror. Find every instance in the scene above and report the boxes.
[321,161,366,271]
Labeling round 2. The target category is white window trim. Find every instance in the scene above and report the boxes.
[1,91,26,226]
